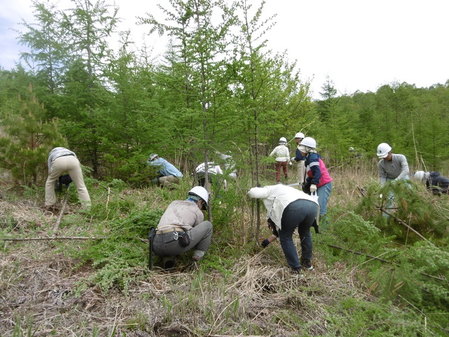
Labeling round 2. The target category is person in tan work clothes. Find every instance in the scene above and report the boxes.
[45,147,91,210]
[292,132,306,185]
[152,186,213,268]
[269,137,291,183]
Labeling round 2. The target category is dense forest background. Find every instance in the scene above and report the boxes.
[1,0,448,187]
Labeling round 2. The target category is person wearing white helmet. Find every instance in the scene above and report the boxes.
[376,143,410,216]
[147,153,183,188]
[269,137,291,183]
[292,132,306,184]
[298,137,333,229]
[248,184,319,273]
[414,170,449,195]
[195,161,226,189]
[152,186,213,268]
[376,143,409,185]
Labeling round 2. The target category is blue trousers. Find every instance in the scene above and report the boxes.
[317,182,332,216]
[278,199,318,269]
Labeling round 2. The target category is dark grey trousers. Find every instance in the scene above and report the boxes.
[152,221,213,258]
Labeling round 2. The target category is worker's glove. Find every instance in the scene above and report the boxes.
[289,161,293,166]
[310,184,317,194]
[261,239,271,248]
[291,156,296,162]
[302,182,311,194]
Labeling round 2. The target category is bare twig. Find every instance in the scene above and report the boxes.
[53,185,71,232]
[1,236,150,245]
[1,236,107,242]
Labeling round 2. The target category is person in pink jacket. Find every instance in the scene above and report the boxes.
[298,137,333,228]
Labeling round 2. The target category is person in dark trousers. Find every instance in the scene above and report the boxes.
[152,186,213,268]
[414,171,449,195]
[248,184,319,273]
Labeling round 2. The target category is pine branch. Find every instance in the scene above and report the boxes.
[378,207,434,245]
[328,244,446,282]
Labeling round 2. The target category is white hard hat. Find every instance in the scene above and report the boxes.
[414,171,426,182]
[300,137,317,149]
[188,186,209,206]
[149,153,158,161]
[279,137,287,144]
[295,132,305,139]
[376,143,392,159]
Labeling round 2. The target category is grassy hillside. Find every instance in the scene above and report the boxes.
[1,166,448,336]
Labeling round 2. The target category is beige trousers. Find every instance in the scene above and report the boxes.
[297,160,306,184]
[45,156,91,207]
[159,175,180,188]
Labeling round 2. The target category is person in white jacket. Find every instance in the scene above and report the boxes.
[248,184,319,273]
[269,137,291,183]
[195,162,226,189]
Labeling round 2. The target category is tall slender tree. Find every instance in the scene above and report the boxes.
[19,0,68,94]
[140,0,236,219]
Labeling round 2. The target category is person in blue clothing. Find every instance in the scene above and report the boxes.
[296,137,333,228]
[148,153,183,188]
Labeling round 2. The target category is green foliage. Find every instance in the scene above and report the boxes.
[73,209,163,291]
[357,181,449,242]
[368,242,449,331]
[319,196,449,332]
[0,85,66,185]
[325,210,391,254]
[325,297,426,337]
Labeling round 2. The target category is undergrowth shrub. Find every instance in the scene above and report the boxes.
[323,200,449,334]
[369,241,449,331]
[73,209,163,292]
[357,181,449,243]
[318,209,395,267]
[327,296,427,337]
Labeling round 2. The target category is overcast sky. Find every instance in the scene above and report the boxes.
[1,0,448,99]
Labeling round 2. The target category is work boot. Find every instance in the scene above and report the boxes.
[301,258,314,271]
[192,250,205,261]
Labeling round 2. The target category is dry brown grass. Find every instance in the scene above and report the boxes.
[1,165,434,337]
[1,236,372,337]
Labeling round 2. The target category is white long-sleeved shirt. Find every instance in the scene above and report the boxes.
[195,162,223,176]
[269,144,290,162]
[248,184,318,229]
[378,154,410,185]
